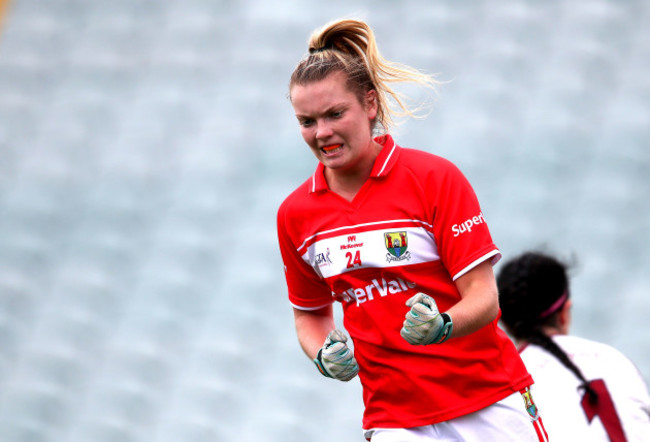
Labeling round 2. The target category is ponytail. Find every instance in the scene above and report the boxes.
[527,331,598,403]
[497,251,598,403]
[290,19,439,132]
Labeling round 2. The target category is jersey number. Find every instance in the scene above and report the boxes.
[346,251,362,269]
[580,379,626,442]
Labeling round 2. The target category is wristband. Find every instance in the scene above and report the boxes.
[313,348,332,378]
[435,312,453,344]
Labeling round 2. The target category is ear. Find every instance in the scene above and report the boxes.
[365,89,378,120]
[557,299,572,334]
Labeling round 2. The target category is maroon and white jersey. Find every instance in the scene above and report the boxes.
[520,335,650,441]
[277,135,532,430]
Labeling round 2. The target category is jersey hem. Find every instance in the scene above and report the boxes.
[290,301,333,311]
[361,380,533,431]
[452,249,501,281]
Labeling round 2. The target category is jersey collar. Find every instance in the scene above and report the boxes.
[309,134,399,193]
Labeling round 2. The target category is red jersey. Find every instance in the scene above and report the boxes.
[277,135,532,430]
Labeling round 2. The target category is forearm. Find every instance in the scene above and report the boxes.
[446,290,498,338]
[448,260,500,338]
[293,305,336,359]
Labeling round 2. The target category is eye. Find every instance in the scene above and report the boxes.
[331,110,344,118]
[298,118,314,127]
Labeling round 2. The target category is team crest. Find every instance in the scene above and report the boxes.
[385,231,411,263]
[521,388,540,421]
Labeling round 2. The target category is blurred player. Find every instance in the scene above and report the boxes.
[277,18,547,441]
[497,251,650,441]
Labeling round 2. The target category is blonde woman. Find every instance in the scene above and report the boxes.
[277,19,547,441]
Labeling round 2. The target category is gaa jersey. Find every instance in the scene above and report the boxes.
[520,335,650,442]
[277,135,532,430]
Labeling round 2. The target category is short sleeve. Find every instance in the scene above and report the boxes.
[277,203,333,310]
[430,161,500,280]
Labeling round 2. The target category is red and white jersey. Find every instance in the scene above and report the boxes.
[520,335,650,442]
[277,135,532,430]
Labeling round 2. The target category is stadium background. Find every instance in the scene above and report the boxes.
[0,0,648,441]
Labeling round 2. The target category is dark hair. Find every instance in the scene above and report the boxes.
[496,251,597,403]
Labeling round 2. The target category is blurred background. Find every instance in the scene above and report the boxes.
[0,0,648,441]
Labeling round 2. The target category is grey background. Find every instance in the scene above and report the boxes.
[0,0,648,441]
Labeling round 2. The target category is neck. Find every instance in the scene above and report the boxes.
[325,141,382,201]
[542,325,567,336]
[325,168,368,201]
[516,328,565,347]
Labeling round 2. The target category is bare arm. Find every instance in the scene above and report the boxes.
[446,260,500,339]
[293,304,335,359]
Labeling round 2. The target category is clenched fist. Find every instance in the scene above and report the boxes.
[401,293,453,345]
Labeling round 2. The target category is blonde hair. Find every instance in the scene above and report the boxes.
[289,19,439,132]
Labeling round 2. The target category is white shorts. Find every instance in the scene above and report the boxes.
[364,388,548,441]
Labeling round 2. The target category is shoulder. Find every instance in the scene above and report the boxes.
[522,335,642,375]
[396,147,466,182]
[554,335,627,359]
[521,335,628,363]
[277,177,313,223]
[399,146,458,168]
[553,335,645,377]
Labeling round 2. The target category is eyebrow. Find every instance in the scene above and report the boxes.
[295,102,348,120]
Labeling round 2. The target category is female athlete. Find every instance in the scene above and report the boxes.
[277,18,548,441]
[497,251,650,441]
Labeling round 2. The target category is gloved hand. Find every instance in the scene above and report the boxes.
[400,293,453,345]
[313,329,359,382]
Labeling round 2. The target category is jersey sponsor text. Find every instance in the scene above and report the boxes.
[451,212,485,237]
[332,276,416,306]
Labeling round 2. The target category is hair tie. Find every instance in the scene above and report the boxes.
[309,46,330,55]
[539,291,568,319]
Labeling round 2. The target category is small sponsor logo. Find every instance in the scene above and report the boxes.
[451,212,486,237]
[341,235,364,250]
[315,248,332,267]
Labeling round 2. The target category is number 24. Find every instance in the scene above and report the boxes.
[346,251,362,269]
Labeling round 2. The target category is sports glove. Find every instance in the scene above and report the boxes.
[400,292,453,345]
[313,329,359,382]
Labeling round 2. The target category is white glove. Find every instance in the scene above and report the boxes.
[313,329,359,382]
[400,293,453,345]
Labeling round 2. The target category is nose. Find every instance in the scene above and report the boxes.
[315,120,333,140]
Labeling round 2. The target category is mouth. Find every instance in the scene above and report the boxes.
[321,143,343,154]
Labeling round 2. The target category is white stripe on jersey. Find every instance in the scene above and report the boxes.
[301,224,439,279]
[296,218,434,253]
[376,142,397,176]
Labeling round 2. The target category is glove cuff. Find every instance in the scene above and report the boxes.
[313,348,332,378]
[434,312,453,344]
